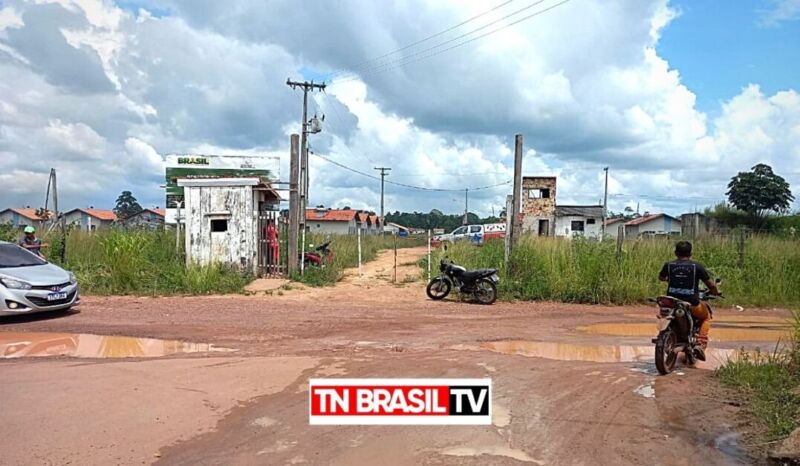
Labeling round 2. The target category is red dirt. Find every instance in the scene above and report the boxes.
[0,246,783,465]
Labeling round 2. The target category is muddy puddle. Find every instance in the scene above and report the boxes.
[0,332,234,359]
[481,340,741,370]
[578,322,790,342]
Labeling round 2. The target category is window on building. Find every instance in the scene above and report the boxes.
[527,188,550,199]
[587,218,596,225]
[571,220,585,232]
[211,219,228,232]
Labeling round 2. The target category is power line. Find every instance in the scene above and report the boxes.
[326,0,518,79]
[311,151,511,192]
[332,0,572,84]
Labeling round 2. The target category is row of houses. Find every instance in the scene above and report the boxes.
[305,207,387,235]
[519,176,692,238]
[0,207,166,232]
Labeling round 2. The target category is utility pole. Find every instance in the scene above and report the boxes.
[463,188,469,225]
[602,167,609,239]
[510,134,524,248]
[374,167,391,232]
[286,79,325,274]
[287,134,300,275]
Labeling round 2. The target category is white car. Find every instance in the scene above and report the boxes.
[0,241,80,316]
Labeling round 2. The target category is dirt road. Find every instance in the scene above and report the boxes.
[0,246,787,465]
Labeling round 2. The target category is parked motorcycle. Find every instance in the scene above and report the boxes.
[426,258,499,305]
[651,279,722,375]
[302,241,333,267]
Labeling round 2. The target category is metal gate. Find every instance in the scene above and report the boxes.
[257,211,287,277]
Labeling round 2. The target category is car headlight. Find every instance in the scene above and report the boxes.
[68,272,77,285]
[0,277,33,290]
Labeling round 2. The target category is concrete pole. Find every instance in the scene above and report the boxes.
[602,167,609,239]
[510,134,524,248]
[287,134,300,275]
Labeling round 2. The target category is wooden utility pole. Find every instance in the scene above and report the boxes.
[510,134,524,248]
[374,167,391,232]
[287,134,300,275]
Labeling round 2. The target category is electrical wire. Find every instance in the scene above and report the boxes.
[331,0,572,84]
[325,0,517,79]
[310,151,511,192]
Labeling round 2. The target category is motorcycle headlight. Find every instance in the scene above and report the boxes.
[0,277,33,290]
[68,272,77,285]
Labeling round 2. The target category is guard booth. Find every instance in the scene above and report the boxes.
[177,177,285,277]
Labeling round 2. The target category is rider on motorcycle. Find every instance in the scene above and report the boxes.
[658,241,720,352]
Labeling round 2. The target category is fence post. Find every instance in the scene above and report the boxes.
[357,226,362,278]
[393,234,397,284]
[738,228,746,268]
[616,225,624,262]
[427,229,431,281]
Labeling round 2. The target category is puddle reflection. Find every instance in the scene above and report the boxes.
[0,332,234,359]
[481,340,742,370]
[578,323,789,342]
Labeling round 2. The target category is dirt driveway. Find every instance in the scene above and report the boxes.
[0,246,788,465]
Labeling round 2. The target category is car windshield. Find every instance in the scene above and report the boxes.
[0,244,47,268]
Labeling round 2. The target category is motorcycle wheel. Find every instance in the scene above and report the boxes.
[474,278,497,305]
[426,277,451,300]
[655,330,678,375]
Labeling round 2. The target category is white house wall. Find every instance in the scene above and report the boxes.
[308,221,354,235]
[555,216,602,238]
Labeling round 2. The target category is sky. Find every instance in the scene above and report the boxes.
[0,0,798,218]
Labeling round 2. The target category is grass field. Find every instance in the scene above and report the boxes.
[432,235,800,308]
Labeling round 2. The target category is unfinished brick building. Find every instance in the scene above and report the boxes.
[521,176,556,236]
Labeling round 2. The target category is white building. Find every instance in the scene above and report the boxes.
[554,205,604,238]
[178,177,279,274]
[305,208,359,235]
[62,208,117,231]
[624,213,682,237]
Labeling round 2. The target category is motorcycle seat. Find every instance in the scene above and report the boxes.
[461,269,497,281]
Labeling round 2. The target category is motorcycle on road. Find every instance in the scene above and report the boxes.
[426,258,499,305]
[651,279,722,375]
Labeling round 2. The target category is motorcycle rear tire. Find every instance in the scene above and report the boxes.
[426,277,451,300]
[474,278,497,305]
[655,329,678,375]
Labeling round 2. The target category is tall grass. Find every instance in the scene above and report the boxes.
[436,235,800,307]
[53,230,250,295]
[294,233,427,286]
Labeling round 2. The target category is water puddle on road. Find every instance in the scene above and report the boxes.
[578,322,790,342]
[0,332,234,359]
[481,340,741,370]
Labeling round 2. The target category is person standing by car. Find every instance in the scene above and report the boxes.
[19,226,48,257]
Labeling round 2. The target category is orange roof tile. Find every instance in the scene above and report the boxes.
[305,209,358,222]
[68,208,117,221]
[4,208,54,221]
[625,213,669,226]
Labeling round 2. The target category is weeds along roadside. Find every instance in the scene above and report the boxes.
[431,235,800,308]
[42,229,249,296]
[716,311,800,448]
[293,233,427,286]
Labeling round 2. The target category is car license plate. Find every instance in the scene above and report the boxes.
[47,292,67,301]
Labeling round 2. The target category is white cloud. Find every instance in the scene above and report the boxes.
[759,0,800,26]
[0,0,797,216]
